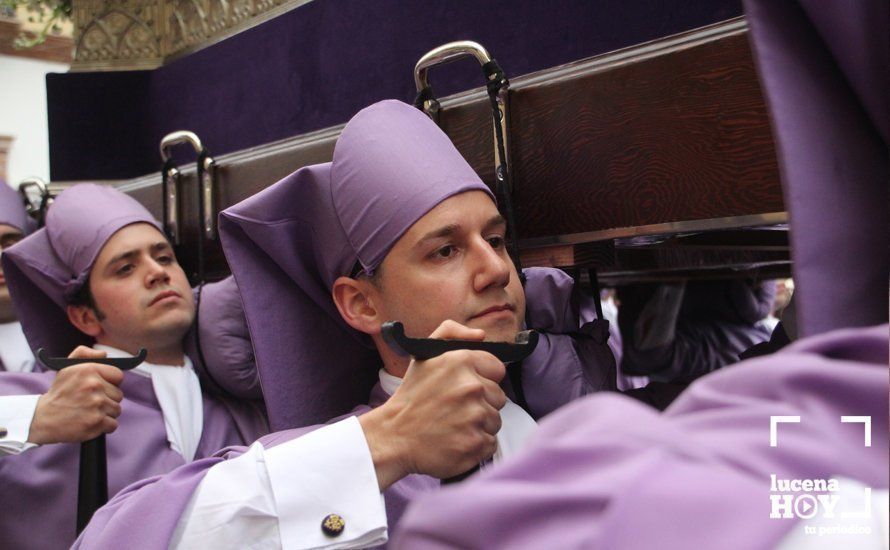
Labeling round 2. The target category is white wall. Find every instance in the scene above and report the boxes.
[0,54,69,186]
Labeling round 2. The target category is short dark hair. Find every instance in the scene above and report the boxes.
[67,277,106,321]
[367,263,384,288]
[350,260,384,288]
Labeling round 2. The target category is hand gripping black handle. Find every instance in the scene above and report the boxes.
[36,348,147,534]
[380,322,538,484]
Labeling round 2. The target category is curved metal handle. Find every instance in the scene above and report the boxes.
[18,177,52,226]
[414,40,493,93]
[17,176,48,197]
[159,130,203,162]
[162,165,181,245]
[158,130,217,251]
[200,155,216,240]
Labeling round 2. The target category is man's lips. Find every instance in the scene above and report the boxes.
[148,290,181,306]
[469,304,515,320]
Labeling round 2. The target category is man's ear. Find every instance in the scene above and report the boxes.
[332,276,382,335]
[66,304,104,338]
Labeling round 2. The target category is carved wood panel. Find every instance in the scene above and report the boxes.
[110,19,788,282]
[71,0,305,71]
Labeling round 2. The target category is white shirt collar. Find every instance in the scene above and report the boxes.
[378,368,403,397]
[0,321,35,373]
[95,345,204,462]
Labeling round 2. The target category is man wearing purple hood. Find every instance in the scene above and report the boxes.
[393,0,889,547]
[75,100,620,548]
[0,180,37,373]
[0,184,268,549]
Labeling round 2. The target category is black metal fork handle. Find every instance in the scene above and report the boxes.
[37,348,146,534]
[380,322,538,363]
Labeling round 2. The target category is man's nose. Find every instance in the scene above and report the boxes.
[145,258,171,286]
[472,239,511,292]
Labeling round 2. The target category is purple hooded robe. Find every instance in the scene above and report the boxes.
[394,324,889,548]
[0,180,37,373]
[0,180,36,237]
[0,184,268,549]
[74,100,620,548]
[392,0,889,546]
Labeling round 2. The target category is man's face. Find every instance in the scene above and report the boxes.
[0,223,25,322]
[368,190,525,343]
[81,223,194,350]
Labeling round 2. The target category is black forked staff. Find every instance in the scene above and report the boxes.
[36,348,147,534]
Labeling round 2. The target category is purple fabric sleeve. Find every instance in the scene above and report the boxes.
[393,324,889,549]
[73,427,323,550]
[72,457,223,550]
[74,388,436,549]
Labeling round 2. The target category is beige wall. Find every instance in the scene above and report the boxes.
[0,54,69,185]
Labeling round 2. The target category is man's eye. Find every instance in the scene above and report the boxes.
[434,245,456,259]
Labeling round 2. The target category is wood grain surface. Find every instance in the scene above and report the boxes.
[112,19,787,281]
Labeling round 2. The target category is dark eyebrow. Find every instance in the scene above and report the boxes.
[151,241,172,254]
[107,249,136,265]
[414,215,507,250]
[105,242,171,269]
[414,224,461,249]
[483,214,507,231]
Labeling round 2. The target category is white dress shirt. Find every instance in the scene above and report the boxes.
[0,394,40,455]
[95,345,204,461]
[171,369,539,549]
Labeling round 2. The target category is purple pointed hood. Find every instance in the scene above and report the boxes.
[744,0,888,336]
[220,100,494,430]
[0,180,36,235]
[1,184,161,355]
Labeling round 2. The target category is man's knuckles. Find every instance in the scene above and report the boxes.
[455,378,487,399]
[60,363,122,383]
[68,345,102,359]
[430,320,486,341]
[72,376,106,397]
[88,393,106,408]
[102,418,119,434]
[79,410,107,431]
[97,365,125,385]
